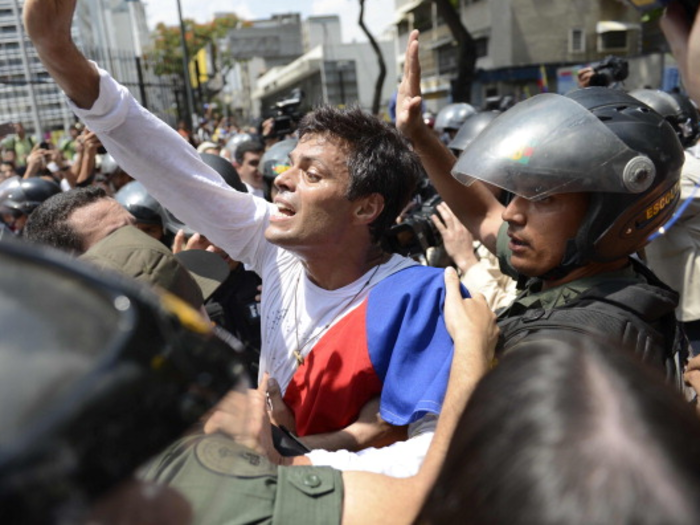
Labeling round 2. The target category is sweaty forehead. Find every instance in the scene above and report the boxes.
[297,132,350,155]
[292,134,350,168]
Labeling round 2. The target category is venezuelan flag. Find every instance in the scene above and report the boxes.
[537,64,549,93]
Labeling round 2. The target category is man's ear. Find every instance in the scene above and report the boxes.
[354,193,384,225]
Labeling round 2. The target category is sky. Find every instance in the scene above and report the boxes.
[143,0,397,43]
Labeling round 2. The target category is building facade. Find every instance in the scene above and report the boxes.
[393,0,659,110]
[0,0,172,140]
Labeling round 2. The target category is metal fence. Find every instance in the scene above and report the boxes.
[83,46,188,129]
[0,43,188,140]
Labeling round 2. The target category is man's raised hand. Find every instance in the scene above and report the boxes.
[443,267,498,370]
[396,30,427,140]
[661,3,700,106]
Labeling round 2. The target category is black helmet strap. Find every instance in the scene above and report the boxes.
[538,237,585,281]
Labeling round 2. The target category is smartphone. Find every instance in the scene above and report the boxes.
[0,122,14,136]
[626,0,700,21]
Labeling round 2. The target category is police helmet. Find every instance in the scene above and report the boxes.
[0,176,61,215]
[0,238,247,524]
[453,87,684,265]
[628,89,700,148]
[99,153,120,176]
[434,103,477,132]
[115,181,163,225]
[260,138,297,185]
[160,153,248,238]
[225,133,254,162]
[448,111,500,154]
[200,152,247,193]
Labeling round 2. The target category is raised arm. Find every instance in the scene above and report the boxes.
[396,30,504,253]
[661,3,700,106]
[23,0,99,109]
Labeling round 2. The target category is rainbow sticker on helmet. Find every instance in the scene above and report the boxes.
[508,140,538,165]
[272,164,291,175]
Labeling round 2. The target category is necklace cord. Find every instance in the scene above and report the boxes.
[292,263,383,366]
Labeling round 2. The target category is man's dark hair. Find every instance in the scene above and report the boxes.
[298,105,422,242]
[24,186,108,254]
[418,332,700,525]
[234,139,265,165]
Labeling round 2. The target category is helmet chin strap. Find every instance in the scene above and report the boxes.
[537,238,584,281]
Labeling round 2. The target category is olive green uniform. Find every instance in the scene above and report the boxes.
[494,223,685,381]
[140,433,343,525]
[495,223,641,312]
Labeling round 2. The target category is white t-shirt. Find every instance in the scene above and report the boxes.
[70,67,438,473]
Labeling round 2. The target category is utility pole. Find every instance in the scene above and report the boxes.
[125,0,148,108]
[175,0,196,129]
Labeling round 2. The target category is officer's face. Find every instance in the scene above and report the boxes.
[68,198,136,252]
[502,192,589,278]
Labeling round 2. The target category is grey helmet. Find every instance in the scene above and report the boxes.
[452,87,684,269]
[115,181,163,225]
[260,138,297,185]
[0,176,61,216]
[225,133,254,162]
[160,153,248,238]
[628,89,700,148]
[448,111,501,154]
[434,103,477,133]
[0,238,247,523]
[200,152,247,193]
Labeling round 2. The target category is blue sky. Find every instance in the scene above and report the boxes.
[144,0,396,43]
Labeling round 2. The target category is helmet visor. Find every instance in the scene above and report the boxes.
[0,176,21,204]
[452,94,644,200]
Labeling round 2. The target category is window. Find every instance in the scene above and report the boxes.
[596,21,636,52]
[599,30,627,50]
[437,43,458,75]
[569,28,585,53]
[413,3,432,32]
[475,37,488,58]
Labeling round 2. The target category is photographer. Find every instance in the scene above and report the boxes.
[264,88,305,143]
[577,55,629,88]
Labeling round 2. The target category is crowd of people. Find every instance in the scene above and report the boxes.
[2,0,700,523]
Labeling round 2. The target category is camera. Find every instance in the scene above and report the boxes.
[383,180,443,257]
[268,88,305,138]
[588,56,629,87]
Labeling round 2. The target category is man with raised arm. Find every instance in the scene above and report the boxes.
[397,30,688,380]
[23,0,460,474]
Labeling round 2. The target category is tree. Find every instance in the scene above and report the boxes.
[147,15,244,77]
[358,0,387,116]
[432,0,476,103]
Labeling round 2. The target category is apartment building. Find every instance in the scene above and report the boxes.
[394,0,650,109]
